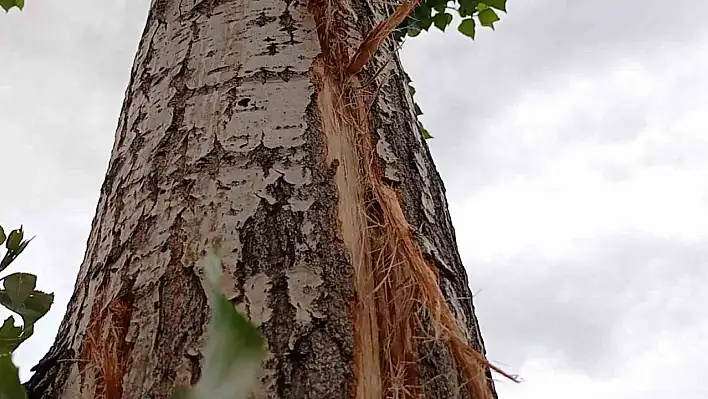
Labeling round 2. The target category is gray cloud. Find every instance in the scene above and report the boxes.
[2,1,707,397]
[400,0,708,196]
[469,233,708,378]
[2,3,149,203]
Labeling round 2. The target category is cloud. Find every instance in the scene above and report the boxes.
[1,3,150,202]
[466,234,708,377]
[1,1,707,398]
[449,162,708,260]
[400,0,708,195]
[495,336,708,399]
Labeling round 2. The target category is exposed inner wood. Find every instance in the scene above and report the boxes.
[314,60,383,399]
[309,0,500,397]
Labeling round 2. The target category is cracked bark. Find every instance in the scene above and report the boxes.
[25,0,496,398]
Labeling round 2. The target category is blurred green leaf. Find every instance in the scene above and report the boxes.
[413,3,433,31]
[0,317,22,355]
[174,251,266,399]
[432,3,446,14]
[408,84,416,97]
[433,12,453,32]
[414,103,423,116]
[458,0,477,17]
[422,128,433,140]
[0,235,33,273]
[2,273,36,307]
[478,8,500,29]
[0,353,27,399]
[5,229,23,252]
[481,0,506,12]
[0,289,53,328]
[458,18,476,39]
[0,226,5,246]
[1,254,14,273]
[0,0,24,12]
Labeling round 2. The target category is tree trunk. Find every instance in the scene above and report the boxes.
[25,0,497,398]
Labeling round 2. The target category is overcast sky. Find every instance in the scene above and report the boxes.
[2,1,707,398]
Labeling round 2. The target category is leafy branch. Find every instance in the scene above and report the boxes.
[393,0,507,139]
[393,0,506,41]
[0,225,54,399]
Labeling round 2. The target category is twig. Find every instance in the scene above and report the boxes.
[347,0,422,75]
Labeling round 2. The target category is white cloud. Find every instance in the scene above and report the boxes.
[495,325,708,399]
[451,163,708,260]
[437,35,708,260]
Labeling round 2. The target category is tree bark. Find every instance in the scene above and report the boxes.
[25,0,497,398]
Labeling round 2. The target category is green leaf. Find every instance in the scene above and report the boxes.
[0,0,14,11]
[422,128,433,140]
[0,317,22,355]
[419,17,433,31]
[478,8,500,29]
[15,238,32,258]
[458,0,478,9]
[175,251,266,399]
[413,3,433,31]
[0,236,33,273]
[5,228,23,252]
[482,0,506,12]
[0,226,5,246]
[428,0,448,13]
[458,18,476,39]
[414,103,423,116]
[0,353,27,399]
[2,273,37,308]
[0,252,14,275]
[433,12,453,32]
[1,256,13,273]
[0,289,53,329]
[458,0,477,17]
[408,84,416,97]
[407,25,422,37]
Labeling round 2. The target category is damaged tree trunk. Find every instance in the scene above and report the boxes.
[25,0,498,398]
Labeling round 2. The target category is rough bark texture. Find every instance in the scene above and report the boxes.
[25,0,496,398]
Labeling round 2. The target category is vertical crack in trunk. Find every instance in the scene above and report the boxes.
[308,0,496,398]
[313,60,383,399]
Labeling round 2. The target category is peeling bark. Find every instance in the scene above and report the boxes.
[25,0,496,398]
